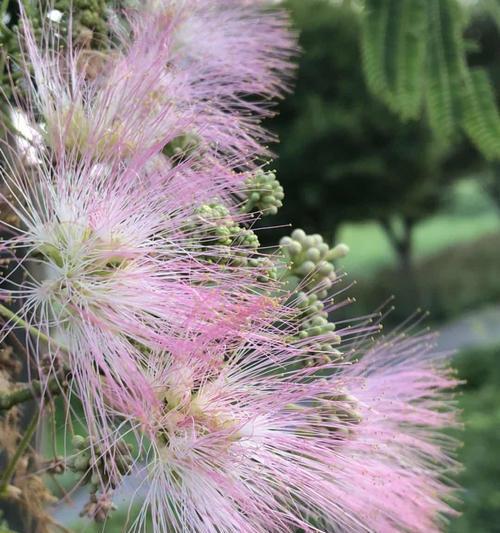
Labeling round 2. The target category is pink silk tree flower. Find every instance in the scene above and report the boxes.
[3,5,461,532]
[111,316,459,533]
[123,0,296,167]
[18,0,296,191]
[0,146,279,446]
[3,0,292,455]
[19,9,194,164]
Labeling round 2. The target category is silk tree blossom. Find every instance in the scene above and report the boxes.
[103,312,459,533]
[18,0,295,191]
[124,0,296,167]
[1,0,295,467]
[0,146,279,444]
[19,9,192,163]
[142,0,295,94]
[329,333,460,533]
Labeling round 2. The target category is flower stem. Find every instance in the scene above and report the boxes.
[0,376,66,411]
[0,305,70,411]
[0,303,66,349]
[0,409,39,496]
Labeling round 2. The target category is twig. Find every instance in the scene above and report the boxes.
[0,408,39,496]
[0,374,67,411]
[0,304,70,410]
[0,303,67,350]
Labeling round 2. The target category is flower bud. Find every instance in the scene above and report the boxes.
[241,170,284,215]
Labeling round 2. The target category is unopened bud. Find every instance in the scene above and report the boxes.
[241,170,284,216]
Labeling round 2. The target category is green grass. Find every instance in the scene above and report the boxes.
[337,178,500,277]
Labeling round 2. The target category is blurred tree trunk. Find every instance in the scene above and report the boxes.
[379,216,420,313]
[486,163,500,214]
[379,215,415,274]
[328,222,339,247]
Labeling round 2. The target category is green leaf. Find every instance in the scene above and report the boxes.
[361,0,427,118]
[361,0,391,97]
[425,0,465,140]
[461,67,500,160]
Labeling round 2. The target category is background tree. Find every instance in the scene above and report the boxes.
[271,0,459,274]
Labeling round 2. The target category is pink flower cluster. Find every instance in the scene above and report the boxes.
[0,1,459,531]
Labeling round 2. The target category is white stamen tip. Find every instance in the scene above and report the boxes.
[47,10,63,23]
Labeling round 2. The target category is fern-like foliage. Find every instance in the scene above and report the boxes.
[361,0,500,160]
[392,0,427,119]
[462,68,500,159]
[361,0,391,97]
[425,0,465,140]
[361,0,427,119]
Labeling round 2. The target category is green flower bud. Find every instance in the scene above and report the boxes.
[280,228,347,299]
[317,260,334,276]
[327,243,350,261]
[291,228,307,243]
[72,434,87,450]
[280,237,302,256]
[69,435,134,489]
[311,315,327,327]
[240,170,284,216]
[292,291,342,366]
[296,260,316,276]
[73,453,91,472]
[306,248,321,262]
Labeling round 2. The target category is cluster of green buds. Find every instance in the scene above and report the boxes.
[187,201,277,281]
[69,435,133,492]
[240,170,284,216]
[280,229,349,298]
[295,291,341,366]
[280,229,349,366]
[192,201,259,252]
